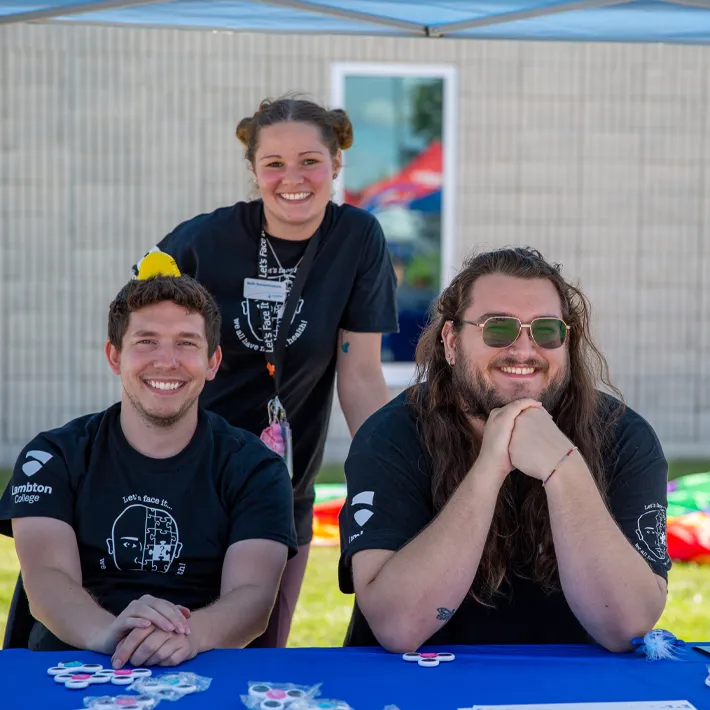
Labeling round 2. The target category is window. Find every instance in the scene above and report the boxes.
[332,63,457,383]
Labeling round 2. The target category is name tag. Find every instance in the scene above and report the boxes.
[243,277,287,303]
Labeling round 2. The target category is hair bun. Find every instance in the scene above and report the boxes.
[330,108,354,150]
[235,117,252,146]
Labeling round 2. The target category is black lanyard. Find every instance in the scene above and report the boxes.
[257,225,322,395]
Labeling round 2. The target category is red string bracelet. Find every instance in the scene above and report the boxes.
[542,446,578,487]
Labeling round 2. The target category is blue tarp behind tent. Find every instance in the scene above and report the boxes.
[3,0,710,44]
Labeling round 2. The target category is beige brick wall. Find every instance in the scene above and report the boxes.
[0,24,708,465]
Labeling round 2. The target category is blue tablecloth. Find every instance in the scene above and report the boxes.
[1,644,709,709]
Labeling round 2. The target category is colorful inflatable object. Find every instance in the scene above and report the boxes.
[312,484,346,547]
[312,473,710,562]
[667,472,710,564]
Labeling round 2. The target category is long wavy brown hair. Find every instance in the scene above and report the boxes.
[410,247,622,603]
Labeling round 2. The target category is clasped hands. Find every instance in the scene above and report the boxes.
[99,594,199,669]
[478,398,576,483]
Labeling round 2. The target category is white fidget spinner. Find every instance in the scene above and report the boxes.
[401,651,456,667]
[47,661,151,689]
[47,661,104,676]
[83,695,158,709]
[256,691,312,709]
[133,674,198,697]
[247,683,317,709]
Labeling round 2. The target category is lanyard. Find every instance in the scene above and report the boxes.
[257,224,322,394]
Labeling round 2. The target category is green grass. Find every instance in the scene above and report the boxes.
[1,539,709,647]
[293,555,710,645]
[660,562,710,640]
[668,459,710,480]
[289,548,352,647]
[315,463,346,485]
[2,461,710,647]
[0,534,20,642]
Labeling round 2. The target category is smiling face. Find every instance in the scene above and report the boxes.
[105,300,221,428]
[442,274,570,417]
[253,121,340,238]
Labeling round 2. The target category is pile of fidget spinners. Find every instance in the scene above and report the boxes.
[401,651,455,668]
[48,660,212,709]
[48,661,153,689]
[240,681,354,710]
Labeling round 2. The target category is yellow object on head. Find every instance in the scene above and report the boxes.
[136,252,182,280]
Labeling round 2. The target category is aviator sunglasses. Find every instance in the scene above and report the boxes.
[460,316,571,350]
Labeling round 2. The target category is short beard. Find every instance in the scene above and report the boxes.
[124,388,198,429]
[453,353,570,419]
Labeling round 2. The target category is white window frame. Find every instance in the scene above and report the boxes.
[331,62,459,388]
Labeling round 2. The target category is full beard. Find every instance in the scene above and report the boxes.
[453,353,570,419]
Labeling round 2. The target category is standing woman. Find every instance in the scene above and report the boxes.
[133,96,399,647]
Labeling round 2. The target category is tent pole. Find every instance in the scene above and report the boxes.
[663,0,710,8]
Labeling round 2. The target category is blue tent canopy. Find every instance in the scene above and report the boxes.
[2,0,710,44]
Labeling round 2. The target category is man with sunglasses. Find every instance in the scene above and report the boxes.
[338,247,669,652]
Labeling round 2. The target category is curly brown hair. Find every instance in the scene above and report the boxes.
[410,247,622,603]
[108,276,221,357]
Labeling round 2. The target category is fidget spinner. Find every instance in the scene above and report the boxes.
[252,687,309,709]
[134,673,199,698]
[47,661,151,689]
[402,651,456,667]
[83,695,158,709]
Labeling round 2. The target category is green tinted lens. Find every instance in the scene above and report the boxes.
[531,318,567,349]
[482,317,520,347]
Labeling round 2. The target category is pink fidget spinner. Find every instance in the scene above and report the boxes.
[48,661,151,689]
[401,651,456,667]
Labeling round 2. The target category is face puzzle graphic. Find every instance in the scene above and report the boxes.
[235,295,306,351]
[636,506,668,561]
[106,504,183,572]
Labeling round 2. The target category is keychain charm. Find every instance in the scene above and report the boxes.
[260,397,294,478]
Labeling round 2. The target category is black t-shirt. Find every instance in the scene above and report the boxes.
[135,200,398,544]
[339,388,671,647]
[0,404,297,650]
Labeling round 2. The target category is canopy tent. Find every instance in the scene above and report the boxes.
[2,0,710,44]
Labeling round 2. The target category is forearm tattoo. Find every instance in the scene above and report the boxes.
[340,330,351,353]
[436,607,455,622]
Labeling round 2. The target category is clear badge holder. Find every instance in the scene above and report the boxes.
[260,396,294,479]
